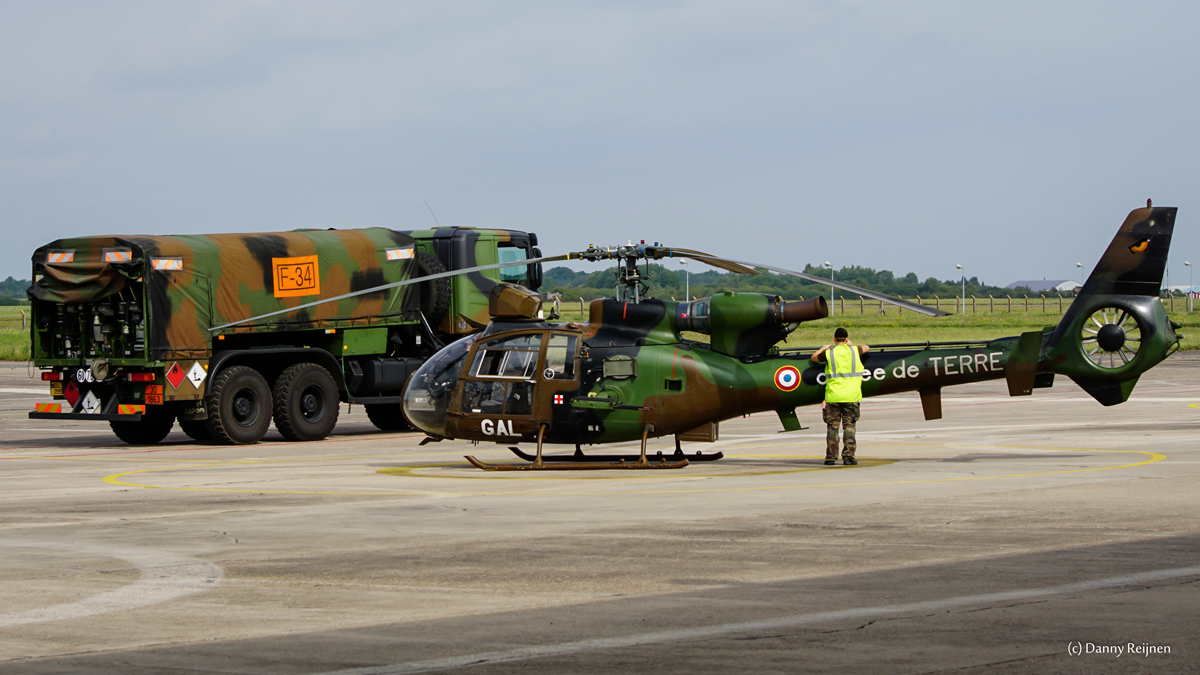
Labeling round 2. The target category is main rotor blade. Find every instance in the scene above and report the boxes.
[207,252,573,332]
[683,253,951,317]
[660,248,761,275]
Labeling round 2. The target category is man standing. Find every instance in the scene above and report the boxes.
[811,328,869,466]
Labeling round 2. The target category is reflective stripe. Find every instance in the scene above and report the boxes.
[826,344,863,378]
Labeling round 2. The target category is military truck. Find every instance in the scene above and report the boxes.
[27,226,543,445]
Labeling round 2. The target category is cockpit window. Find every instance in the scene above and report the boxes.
[472,333,542,379]
[544,334,577,379]
[462,380,533,415]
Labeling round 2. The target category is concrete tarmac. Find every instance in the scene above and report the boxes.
[1,356,1198,674]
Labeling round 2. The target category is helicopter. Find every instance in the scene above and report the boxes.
[220,205,1182,470]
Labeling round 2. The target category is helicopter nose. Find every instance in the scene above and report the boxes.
[401,334,476,439]
[401,394,443,437]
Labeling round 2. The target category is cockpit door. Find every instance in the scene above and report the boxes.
[536,333,581,440]
[453,332,544,442]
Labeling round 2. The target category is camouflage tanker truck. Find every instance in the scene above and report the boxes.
[27,227,543,445]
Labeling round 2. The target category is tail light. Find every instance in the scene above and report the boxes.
[41,372,63,381]
[125,372,156,382]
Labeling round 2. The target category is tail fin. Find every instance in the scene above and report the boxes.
[1045,206,1180,405]
[1074,206,1176,298]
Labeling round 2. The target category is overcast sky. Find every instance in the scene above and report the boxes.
[3,1,1198,289]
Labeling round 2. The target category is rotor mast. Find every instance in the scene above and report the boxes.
[579,241,656,304]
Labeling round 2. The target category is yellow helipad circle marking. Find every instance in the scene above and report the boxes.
[95,445,1165,496]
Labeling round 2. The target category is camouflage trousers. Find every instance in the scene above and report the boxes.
[823,402,860,459]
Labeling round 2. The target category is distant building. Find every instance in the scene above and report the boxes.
[1005,279,1079,293]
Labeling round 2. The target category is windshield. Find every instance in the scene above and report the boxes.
[402,334,475,437]
[497,245,529,284]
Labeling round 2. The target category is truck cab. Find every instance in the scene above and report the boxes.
[407,228,541,336]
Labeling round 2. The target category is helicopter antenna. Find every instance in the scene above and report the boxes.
[425,201,442,227]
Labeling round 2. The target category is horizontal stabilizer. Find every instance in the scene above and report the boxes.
[1005,330,1043,396]
[919,387,942,420]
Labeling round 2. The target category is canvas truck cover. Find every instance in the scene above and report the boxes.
[31,229,421,360]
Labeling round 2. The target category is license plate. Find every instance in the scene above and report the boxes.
[145,384,163,395]
[145,394,163,405]
[50,383,63,396]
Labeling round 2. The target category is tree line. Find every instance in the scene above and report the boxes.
[0,277,29,305]
[544,263,1072,301]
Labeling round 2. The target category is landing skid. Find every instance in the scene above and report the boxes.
[465,455,689,471]
[507,446,723,463]
[465,424,691,471]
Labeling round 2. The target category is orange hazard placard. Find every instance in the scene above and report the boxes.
[273,255,320,298]
[145,394,163,405]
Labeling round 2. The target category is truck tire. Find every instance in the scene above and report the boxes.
[179,419,213,442]
[110,411,174,445]
[415,252,452,324]
[364,403,414,431]
[206,365,272,445]
[273,363,340,442]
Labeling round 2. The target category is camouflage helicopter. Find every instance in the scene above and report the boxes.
[223,205,1182,470]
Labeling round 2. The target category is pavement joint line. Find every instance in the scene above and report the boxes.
[313,565,1200,675]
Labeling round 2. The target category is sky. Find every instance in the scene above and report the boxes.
[3,1,1198,289]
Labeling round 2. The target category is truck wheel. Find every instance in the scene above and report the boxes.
[273,363,340,442]
[110,411,174,445]
[179,419,213,442]
[415,252,452,324]
[206,366,272,445]
[364,403,414,431]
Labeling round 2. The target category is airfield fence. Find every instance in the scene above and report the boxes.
[566,294,1190,317]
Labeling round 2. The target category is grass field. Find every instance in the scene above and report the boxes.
[0,305,31,361]
[2,302,1196,361]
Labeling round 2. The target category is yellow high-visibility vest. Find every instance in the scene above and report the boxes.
[824,343,863,403]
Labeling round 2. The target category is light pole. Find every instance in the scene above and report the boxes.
[1187,261,1193,312]
[823,261,834,304]
[680,259,690,301]
[955,264,964,314]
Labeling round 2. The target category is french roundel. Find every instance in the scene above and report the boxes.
[774,365,800,391]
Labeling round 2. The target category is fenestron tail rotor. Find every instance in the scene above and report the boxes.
[1080,306,1144,369]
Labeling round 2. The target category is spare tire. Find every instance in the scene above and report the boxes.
[415,252,452,324]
